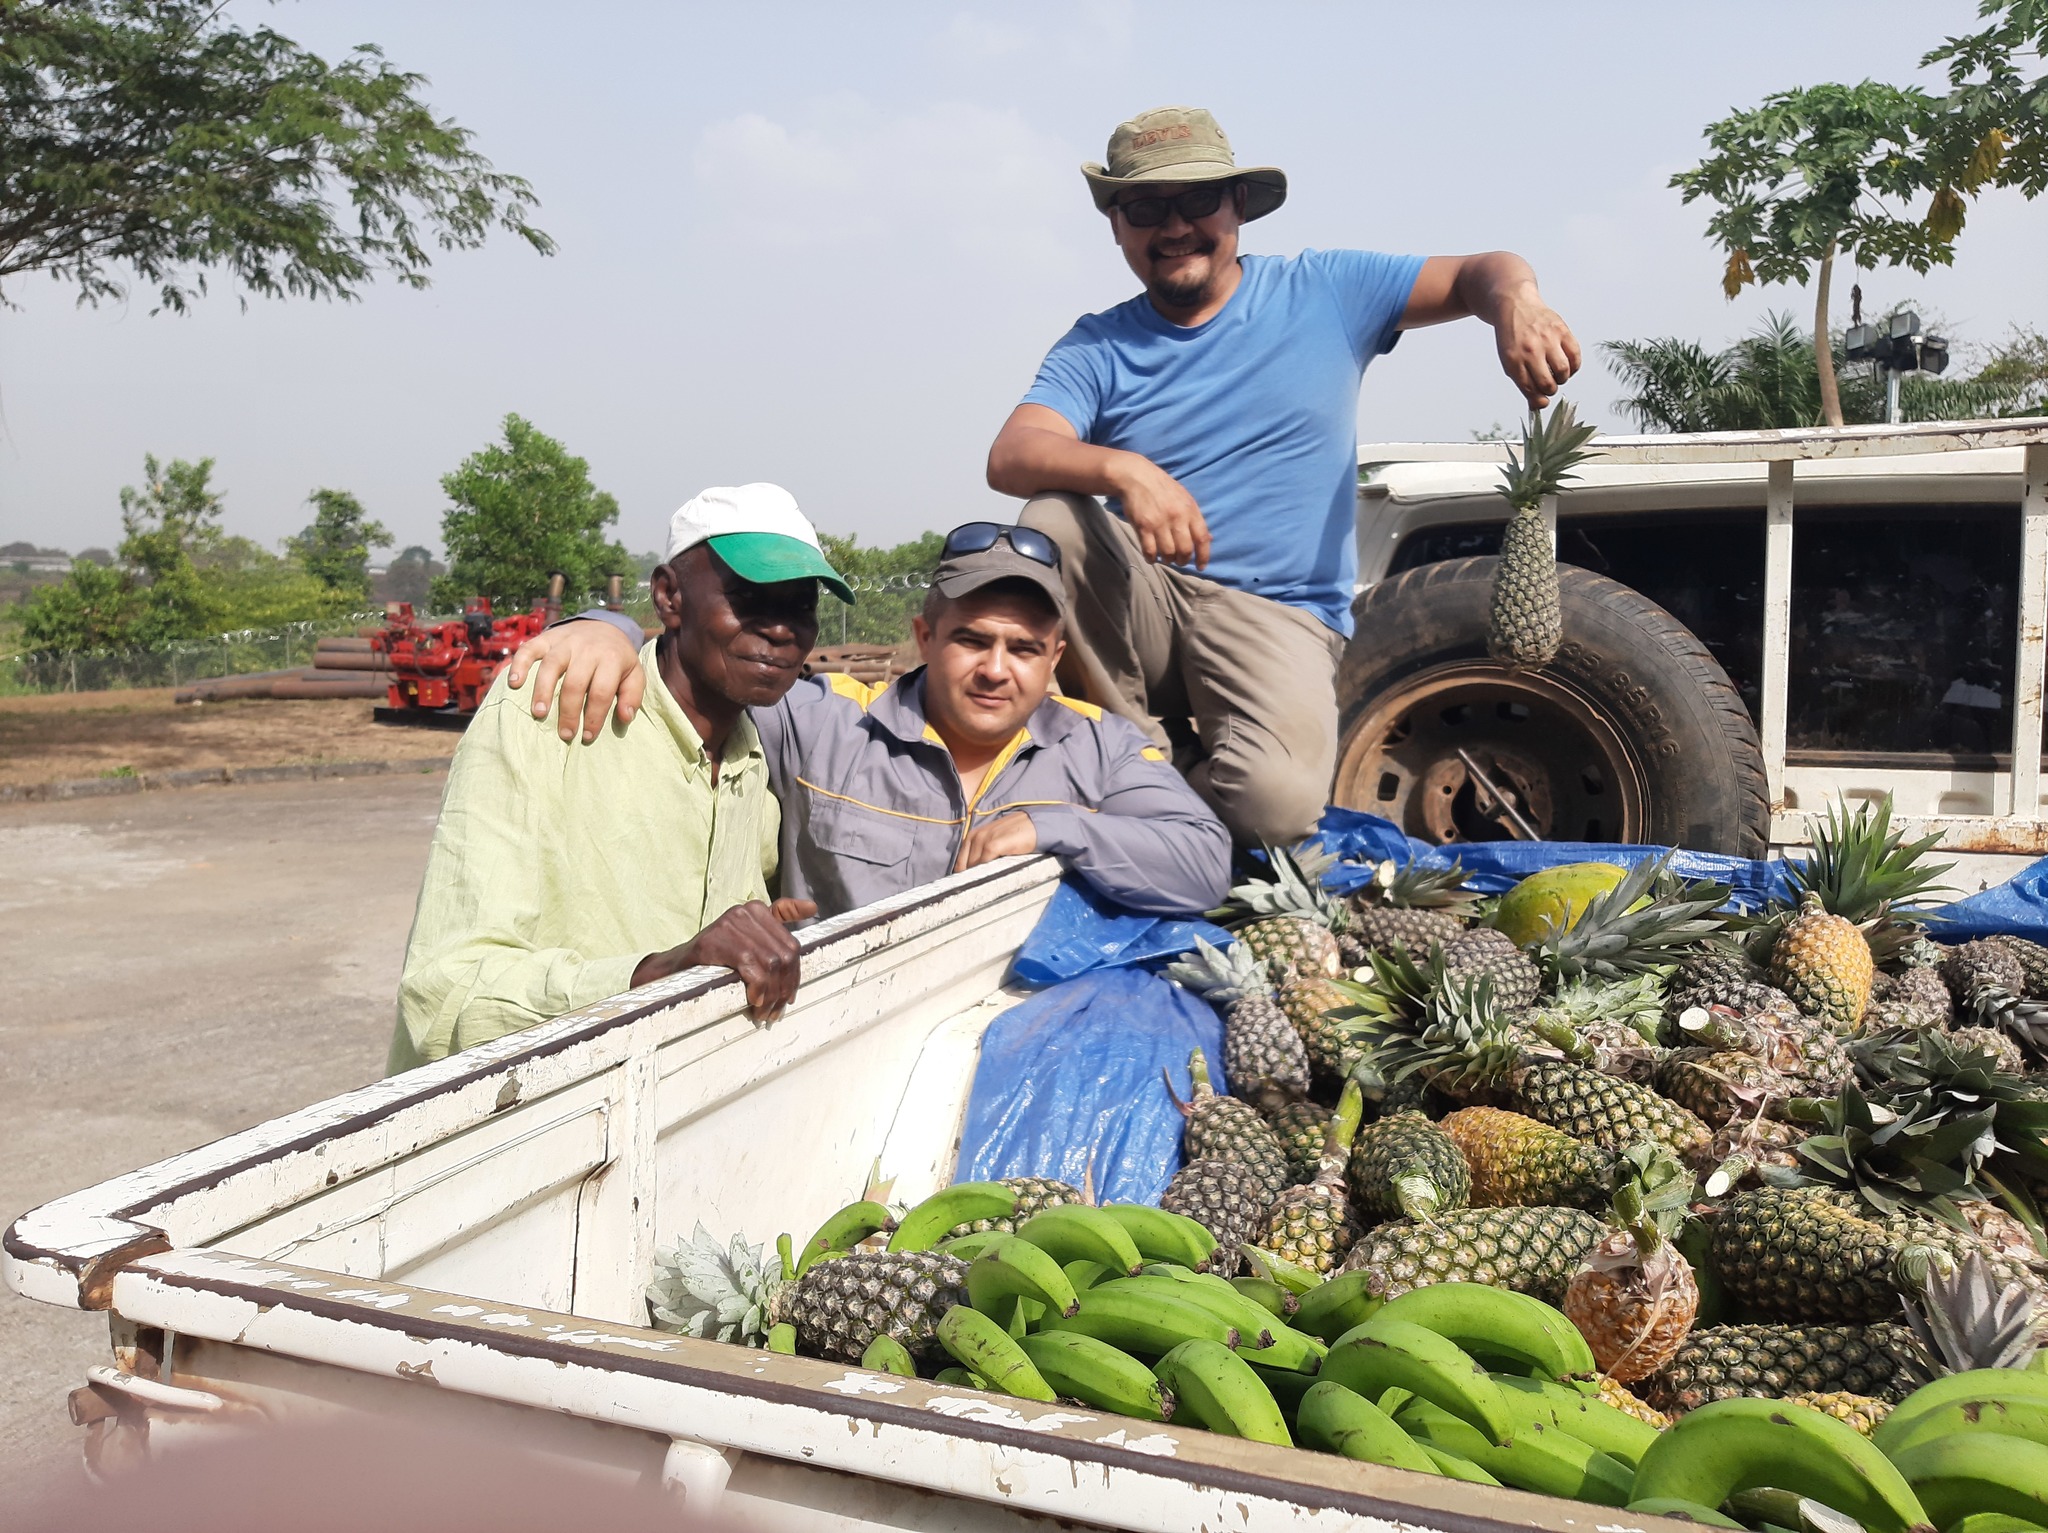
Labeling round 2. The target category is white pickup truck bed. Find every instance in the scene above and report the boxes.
[5,856,1681,1533]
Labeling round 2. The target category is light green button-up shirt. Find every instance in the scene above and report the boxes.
[388,640,778,1073]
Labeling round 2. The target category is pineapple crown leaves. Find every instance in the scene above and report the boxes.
[1496,399,1601,514]
[1849,1028,2048,1180]
[1790,794,1956,924]
[1901,1249,2042,1374]
[1773,1083,1996,1227]
[1361,856,1480,913]
[1163,935,1273,1007]
[1533,852,1732,984]
[1352,965,1523,1091]
[1600,1142,1696,1260]
[1219,840,1347,931]
[647,1223,780,1345]
[1531,973,1668,1044]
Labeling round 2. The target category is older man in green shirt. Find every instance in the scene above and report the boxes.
[388,484,852,1073]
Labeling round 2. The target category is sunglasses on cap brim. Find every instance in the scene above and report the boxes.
[940,522,1062,570]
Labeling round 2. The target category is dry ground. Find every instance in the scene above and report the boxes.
[0,690,455,787]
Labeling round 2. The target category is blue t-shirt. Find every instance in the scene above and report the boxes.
[1022,248,1424,636]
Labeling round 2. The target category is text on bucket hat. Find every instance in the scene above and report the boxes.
[666,483,854,604]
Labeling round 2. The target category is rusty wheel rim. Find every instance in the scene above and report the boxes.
[1335,662,1650,845]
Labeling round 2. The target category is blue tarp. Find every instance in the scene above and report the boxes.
[1009,878,1231,990]
[956,967,1222,1206]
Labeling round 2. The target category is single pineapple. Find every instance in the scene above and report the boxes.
[947,1175,1086,1238]
[1442,926,1543,1011]
[1277,970,1366,1083]
[1165,938,1311,1098]
[1768,894,1876,1031]
[1226,845,1345,979]
[1596,1375,1671,1428]
[1985,933,2048,999]
[1784,797,1953,972]
[1159,1157,1271,1278]
[1664,949,1785,1023]
[1338,1204,1606,1306]
[1808,1191,2048,1321]
[1654,1048,1793,1129]
[1254,1087,1333,1185]
[1942,938,2028,1015]
[1174,1050,1292,1202]
[1348,858,1479,956]
[1438,1106,1613,1211]
[1860,963,1954,1033]
[1486,401,1599,668]
[1564,1144,1700,1383]
[1641,1321,1924,1413]
[1784,1390,1894,1435]
[1707,1187,1947,1325]
[1345,1110,1472,1224]
[1256,1081,1365,1273]
[648,1225,968,1364]
[1950,1024,2028,1074]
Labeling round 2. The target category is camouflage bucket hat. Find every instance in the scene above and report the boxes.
[1081,106,1287,221]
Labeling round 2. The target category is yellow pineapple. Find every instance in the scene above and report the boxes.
[1596,1374,1671,1428]
[1767,894,1874,1030]
[1785,1390,1891,1436]
[1562,1144,1699,1384]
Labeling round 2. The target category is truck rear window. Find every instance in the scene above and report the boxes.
[1386,504,2020,759]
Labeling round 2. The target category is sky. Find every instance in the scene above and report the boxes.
[3,0,2044,562]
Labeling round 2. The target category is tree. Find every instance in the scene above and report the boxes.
[18,554,134,651]
[1605,312,2048,432]
[434,415,627,611]
[1,0,552,311]
[115,452,227,645]
[1671,83,1953,427]
[815,530,945,646]
[289,488,390,602]
[382,545,442,608]
[1921,2,2048,213]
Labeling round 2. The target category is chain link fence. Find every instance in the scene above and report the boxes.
[1,614,388,696]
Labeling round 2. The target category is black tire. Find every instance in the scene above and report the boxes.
[1337,557,1768,857]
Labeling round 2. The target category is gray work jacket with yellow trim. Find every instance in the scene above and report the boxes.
[760,668,1230,920]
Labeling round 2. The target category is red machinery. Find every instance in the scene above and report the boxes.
[371,576,568,725]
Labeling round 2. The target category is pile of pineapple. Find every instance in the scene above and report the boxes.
[1165,797,2048,1429]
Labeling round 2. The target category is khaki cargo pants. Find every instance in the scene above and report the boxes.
[1019,492,1346,847]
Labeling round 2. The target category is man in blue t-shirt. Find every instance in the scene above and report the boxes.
[986,105,1583,848]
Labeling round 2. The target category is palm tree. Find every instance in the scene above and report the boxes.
[1605,315,2048,432]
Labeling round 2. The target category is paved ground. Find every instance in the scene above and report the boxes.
[0,772,445,1498]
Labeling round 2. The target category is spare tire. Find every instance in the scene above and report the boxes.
[1337,557,1768,857]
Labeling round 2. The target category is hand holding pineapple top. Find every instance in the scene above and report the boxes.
[1487,401,1601,669]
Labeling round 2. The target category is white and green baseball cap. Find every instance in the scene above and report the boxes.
[666,483,853,603]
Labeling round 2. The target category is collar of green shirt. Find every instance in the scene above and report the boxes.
[633,638,766,779]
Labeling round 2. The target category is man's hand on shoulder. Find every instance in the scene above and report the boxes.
[632,899,814,1022]
[956,812,1039,872]
[505,619,646,745]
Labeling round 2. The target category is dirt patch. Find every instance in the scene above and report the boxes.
[0,692,458,788]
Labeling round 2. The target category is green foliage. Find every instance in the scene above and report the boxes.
[289,489,390,601]
[814,530,943,646]
[433,415,628,612]
[17,453,357,652]
[1672,82,1951,299]
[382,545,443,608]
[1605,313,2048,431]
[1922,2,2048,206]
[0,0,552,311]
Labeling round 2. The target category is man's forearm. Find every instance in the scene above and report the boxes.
[1449,251,1542,327]
[987,425,1137,500]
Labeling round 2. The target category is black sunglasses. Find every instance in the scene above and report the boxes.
[1113,183,1233,228]
[941,522,1062,570]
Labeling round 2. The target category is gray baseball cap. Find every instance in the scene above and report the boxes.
[930,530,1068,617]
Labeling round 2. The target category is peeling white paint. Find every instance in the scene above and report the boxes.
[819,1373,904,1396]
[537,1327,679,1352]
[1094,1428,1181,1458]
[328,1288,413,1310]
[923,1397,1096,1433]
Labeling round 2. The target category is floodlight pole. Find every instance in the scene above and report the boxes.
[1885,370,1903,425]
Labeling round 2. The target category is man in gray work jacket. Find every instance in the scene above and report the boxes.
[509,521,1232,919]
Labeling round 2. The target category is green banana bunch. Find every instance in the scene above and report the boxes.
[1374,1282,1597,1392]
[859,1334,915,1376]
[1318,1316,1518,1445]
[936,1305,1054,1402]
[1152,1339,1292,1446]
[1626,1498,1744,1528]
[1492,1375,1660,1469]
[1629,1396,1929,1533]
[797,1200,895,1274]
[1888,1434,2048,1528]
[1097,1204,1217,1269]
[890,1183,1019,1251]
[1099,1272,1324,1372]
[1039,1282,1240,1355]
[1014,1331,1173,1422]
[1874,1368,2048,1458]
[1295,1381,1439,1474]
[1014,1205,1145,1277]
[965,1234,1079,1321]
[1395,1396,1634,1506]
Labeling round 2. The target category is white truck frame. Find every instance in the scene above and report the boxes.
[1356,417,2048,878]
